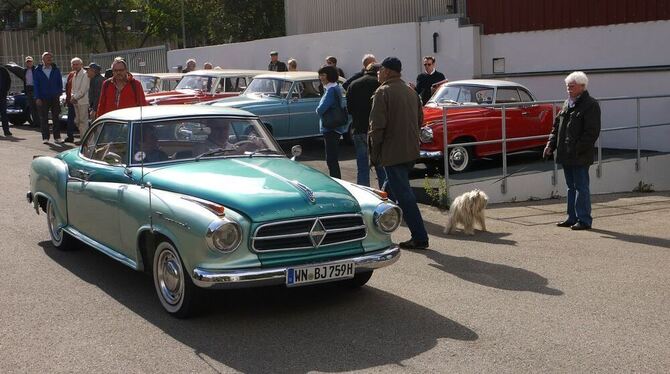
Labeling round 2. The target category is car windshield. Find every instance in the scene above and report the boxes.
[429,85,494,105]
[243,78,292,99]
[130,117,282,165]
[175,75,217,93]
[135,75,159,93]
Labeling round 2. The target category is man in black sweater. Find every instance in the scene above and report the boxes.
[345,63,386,188]
[410,56,446,105]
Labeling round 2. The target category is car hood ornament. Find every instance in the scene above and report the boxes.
[291,180,316,204]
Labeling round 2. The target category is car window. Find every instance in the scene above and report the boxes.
[518,88,533,103]
[224,77,247,93]
[244,78,293,99]
[177,75,214,93]
[291,81,321,99]
[496,88,521,104]
[89,122,130,163]
[81,124,104,159]
[129,118,282,165]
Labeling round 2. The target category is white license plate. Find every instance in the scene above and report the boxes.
[286,262,355,286]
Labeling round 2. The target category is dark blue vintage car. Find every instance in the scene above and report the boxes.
[6,91,32,126]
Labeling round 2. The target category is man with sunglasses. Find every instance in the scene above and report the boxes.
[410,56,446,105]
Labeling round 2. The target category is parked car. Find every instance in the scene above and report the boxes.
[204,72,349,141]
[418,79,555,172]
[134,72,184,94]
[146,69,265,105]
[27,105,402,317]
[6,91,31,126]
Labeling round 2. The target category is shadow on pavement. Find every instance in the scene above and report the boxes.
[418,250,562,296]
[40,240,478,373]
[423,218,517,245]
[0,135,26,143]
[590,228,670,250]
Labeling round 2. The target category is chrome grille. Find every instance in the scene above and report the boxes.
[252,214,367,252]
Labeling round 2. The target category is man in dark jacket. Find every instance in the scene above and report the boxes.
[342,54,376,90]
[544,71,601,230]
[369,57,428,249]
[0,65,11,136]
[85,63,104,121]
[268,51,288,72]
[4,56,40,126]
[411,56,446,105]
[33,51,64,143]
[346,62,385,187]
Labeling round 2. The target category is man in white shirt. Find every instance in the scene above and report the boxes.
[70,57,90,137]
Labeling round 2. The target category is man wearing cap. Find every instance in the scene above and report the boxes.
[34,51,64,143]
[369,57,429,249]
[69,57,90,139]
[4,56,40,127]
[85,63,103,121]
[268,51,288,72]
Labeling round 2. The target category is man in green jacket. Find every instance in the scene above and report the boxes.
[369,57,429,249]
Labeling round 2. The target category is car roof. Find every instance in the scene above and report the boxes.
[184,69,267,77]
[96,105,257,122]
[446,79,530,90]
[253,71,320,80]
[135,72,184,79]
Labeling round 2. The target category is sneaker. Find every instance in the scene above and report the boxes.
[399,239,429,250]
[42,139,50,144]
[54,138,64,144]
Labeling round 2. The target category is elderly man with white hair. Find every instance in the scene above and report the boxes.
[544,71,601,230]
[69,57,90,139]
[342,53,376,90]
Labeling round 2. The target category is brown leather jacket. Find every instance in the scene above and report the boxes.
[369,77,423,167]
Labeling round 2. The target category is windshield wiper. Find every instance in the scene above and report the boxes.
[195,146,237,161]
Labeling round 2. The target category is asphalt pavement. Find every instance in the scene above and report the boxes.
[1,125,668,373]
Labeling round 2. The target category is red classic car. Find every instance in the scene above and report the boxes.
[419,79,555,172]
[146,69,266,105]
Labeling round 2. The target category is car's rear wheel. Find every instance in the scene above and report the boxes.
[448,143,474,173]
[341,270,373,288]
[46,199,75,250]
[153,240,197,318]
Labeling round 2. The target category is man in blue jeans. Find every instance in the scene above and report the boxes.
[346,62,386,188]
[544,71,601,230]
[369,57,429,249]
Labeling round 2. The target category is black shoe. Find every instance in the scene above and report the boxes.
[571,222,591,230]
[3,130,12,136]
[399,239,429,250]
[64,137,75,143]
[556,220,576,227]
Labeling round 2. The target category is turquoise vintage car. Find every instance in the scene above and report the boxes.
[204,72,349,140]
[27,105,401,317]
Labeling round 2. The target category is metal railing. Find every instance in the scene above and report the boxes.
[437,94,670,194]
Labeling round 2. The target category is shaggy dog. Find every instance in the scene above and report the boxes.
[444,190,489,235]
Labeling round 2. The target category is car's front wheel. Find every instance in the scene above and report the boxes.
[448,143,473,173]
[46,199,75,250]
[153,240,197,318]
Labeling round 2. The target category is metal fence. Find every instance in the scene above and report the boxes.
[437,94,670,194]
[89,45,168,74]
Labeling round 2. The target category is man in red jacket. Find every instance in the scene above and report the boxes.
[96,58,147,117]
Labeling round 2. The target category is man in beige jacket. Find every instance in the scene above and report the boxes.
[369,57,429,249]
[70,57,90,136]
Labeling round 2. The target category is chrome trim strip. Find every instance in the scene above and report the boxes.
[192,245,400,289]
[63,227,139,270]
[251,214,367,252]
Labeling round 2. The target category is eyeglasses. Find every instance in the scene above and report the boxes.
[112,69,126,73]
[423,63,432,66]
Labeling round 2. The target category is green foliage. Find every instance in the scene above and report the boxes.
[32,0,285,52]
[423,174,450,211]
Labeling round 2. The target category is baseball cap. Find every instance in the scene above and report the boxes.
[25,56,33,62]
[84,62,102,71]
[381,57,402,73]
[270,51,279,56]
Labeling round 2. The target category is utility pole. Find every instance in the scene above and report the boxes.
[181,0,186,48]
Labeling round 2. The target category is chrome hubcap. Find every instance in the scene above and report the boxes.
[449,146,469,172]
[47,202,62,243]
[157,249,183,306]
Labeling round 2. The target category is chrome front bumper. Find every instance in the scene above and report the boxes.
[419,150,443,160]
[191,245,400,289]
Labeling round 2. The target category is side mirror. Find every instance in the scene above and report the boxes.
[290,145,302,161]
[102,152,124,166]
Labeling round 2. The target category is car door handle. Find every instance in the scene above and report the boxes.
[521,112,529,116]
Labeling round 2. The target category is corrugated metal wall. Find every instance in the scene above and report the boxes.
[284,0,459,35]
[90,45,168,74]
[467,0,670,35]
[1,30,90,92]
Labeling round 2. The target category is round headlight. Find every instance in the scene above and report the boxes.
[420,126,434,144]
[7,96,15,106]
[206,219,242,252]
[374,203,402,233]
